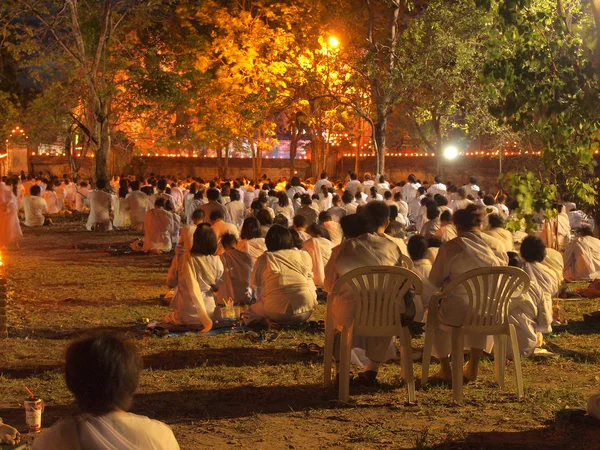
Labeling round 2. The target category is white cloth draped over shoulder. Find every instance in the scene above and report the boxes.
[429,232,508,357]
[165,252,224,328]
[563,235,600,281]
[322,221,343,246]
[485,227,514,252]
[86,190,113,231]
[31,411,180,450]
[143,208,174,252]
[412,258,435,323]
[219,248,253,304]
[236,238,267,265]
[125,191,149,231]
[0,186,22,247]
[303,236,333,288]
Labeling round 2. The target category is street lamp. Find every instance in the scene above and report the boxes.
[328,36,340,49]
[443,146,459,160]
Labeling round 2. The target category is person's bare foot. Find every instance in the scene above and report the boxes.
[463,365,478,382]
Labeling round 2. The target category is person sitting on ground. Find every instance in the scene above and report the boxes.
[328,194,347,222]
[75,181,90,212]
[462,176,480,199]
[273,213,289,228]
[451,187,472,213]
[385,204,405,238]
[274,191,295,225]
[164,224,224,328]
[225,188,245,231]
[178,209,205,254]
[420,203,441,238]
[291,215,311,241]
[345,172,361,196]
[494,194,509,220]
[256,208,273,238]
[31,333,180,450]
[236,217,267,264]
[506,236,557,358]
[319,210,343,246]
[143,198,174,253]
[324,201,412,385]
[366,186,383,203]
[319,185,333,211]
[42,181,60,215]
[435,210,457,243]
[219,233,253,305]
[243,225,317,326]
[341,191,357,215]
[125,181,149,231]
[485,214,514,251]
[428,205,507,383]
[165,200,180,244]
[210,209,239,256]
[23,185,50,227]
[407,235,436,323]
[200,187,231,224]
[409,186,427,219]
[563,226,600,281]
[86,179,113,232]
[394,191,409,219]
[295,194,319,225]
[303,223,333,288]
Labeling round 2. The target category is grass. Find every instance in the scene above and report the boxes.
[1,216,600,449]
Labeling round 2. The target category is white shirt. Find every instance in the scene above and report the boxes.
[225,200,246,230]
[314,178,332,194]
[427,183,447,197]
[23,196,48,226]
[86,190,113,231]
[212,220,239,255]
[462,183,480,199]
[345,180,362,196]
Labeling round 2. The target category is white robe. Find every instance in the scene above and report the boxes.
[212,220,239,255]
[23,196,47,227]
[165,253,224,327]
[42,191,60,214]
[0,187,22,247]
[31,412,180,450]
[86,190,113,231]
[541,248,564,287]
[303,236,333,288]
[436,224,458,243]
[220,248,253,304]
[75,187,90,212]
[246,249,316,324]
[322,221,343,246]
[412,259,435,323]
[113,197,131,229]
[429,232,507,357]
[485,227,514,252]
[125,191,149,231]
[563,235,600,281]
[143,208,174,252]
[225,200,246,230]
[236,238,267,265]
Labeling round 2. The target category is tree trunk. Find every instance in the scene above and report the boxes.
[216,144,224,179]
[373,114,386,176]
[223,145,229,180]
[591,0,600,79]
[289,123,298,178]
[249,136,258,182]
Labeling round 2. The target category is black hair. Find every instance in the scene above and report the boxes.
[30,185,41,196]
[273,214,289,228]
[434,175,442,183]
[363,201,390,232]
[483,195,495,206]
[96,179,106,190]
[154,198,166,208]
[407,235,428,261]
[289,228,304,249]
[426,204,439,221]
[307,223,330,240]
[577,226,594,237]
[440,210,452,222]
[507,251,523,267]
[157,179,167,191]
[469,176,478,185]
[293,214,307,229]
[350,172,358,180]
[230,189,240,201]
[221,232,238,249]
[210,209,224,221]
[434,194,448,207]
[277,191,290,207]
[520,236,546,263]
[65,333,142,415]
[319,211,332,223]
[453,204,484,232]
[191,209,205,222]
[241,217,262,240]
[342,191,353,204]
[265,225,294,252]
[389,204,399,220]
[301,194,312,206]
[340,214,367,238]
[191,223,218,255]
[206,188,220,201]
[488,214,504,229]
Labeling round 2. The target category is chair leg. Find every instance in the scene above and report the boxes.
[451,327,465,404]
[493,334,507,388]
[421,326,434,387]
[400,326,416,403]
[323,322,335,388]
[509,324,524,399]
[339,327,353,402]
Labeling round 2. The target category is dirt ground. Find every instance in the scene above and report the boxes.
[1,216,600,449]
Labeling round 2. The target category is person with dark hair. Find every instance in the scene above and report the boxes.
[485,214,514,252]
[220,233,253,304]
[176,209,205,255]
[420,203,441,238]
[85,179,113,232]
[324,200,410,385]
[314,171,332,194]
[385,204,406,238]
[327,194,347,223]
[143,197,174,253]
[366,186,383,202]
[462,176,480,199]
[0,179,23,248]
[341,191,357,215]
[435,209,457,243]
[318,184,333,211]
[408,186,427,220]
[23,184,49,227]
[273,213,289,228]
[274,191,295,225]
[428,204,507,383]
[42,179,60,214]
[362,172,374,190]
[292,214,311,241]
[407,235,436,323]
[345,172,361,196]
[564,226,600,280]
[199,187,230,224]
[296,194,319,226]
[164,200,180,244]
[255,209,273,237]
[494,194,509,220]
[210,209,239,255]
[112,179,131,229]
[286,176,306,200]
[31,334,180,449]
[319,210,343,246]
[243,225,317,326]
[236,217,267,264]
[303,223,333,288]
[451,186,472,213]
[165,224,224,328]
[74,181,91,212]
[125,180,150,231]
[149,178,175,211]
[403,174,421,203]
[376,174,390,195]
[225,188,245,231]
[427,175,447,197]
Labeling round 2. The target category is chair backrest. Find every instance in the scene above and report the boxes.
[400,254,414,270]
[330,266,423,337]
[439,266,530,328]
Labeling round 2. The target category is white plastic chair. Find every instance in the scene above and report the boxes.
[323,266,423,402]
[421,266,530,403]
[401,254,414,270]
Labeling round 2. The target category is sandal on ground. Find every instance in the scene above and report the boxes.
[351,370,379,387]
[245,331,263,343]
[297,343,310,354]
[308,343,323,355]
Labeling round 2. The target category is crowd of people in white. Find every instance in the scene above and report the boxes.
[1,169,600,430]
